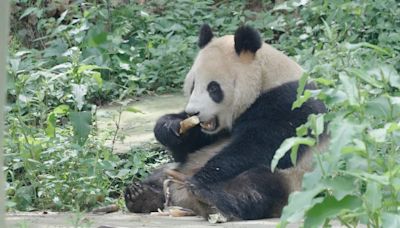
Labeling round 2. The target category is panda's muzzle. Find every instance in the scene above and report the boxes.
[199,117,219,132]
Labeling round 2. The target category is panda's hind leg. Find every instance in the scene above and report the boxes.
[190,166,290,220]
[124,166,168,213]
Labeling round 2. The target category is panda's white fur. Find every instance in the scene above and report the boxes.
[183,35,303,132]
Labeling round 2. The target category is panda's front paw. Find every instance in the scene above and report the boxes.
[154,117,184,147]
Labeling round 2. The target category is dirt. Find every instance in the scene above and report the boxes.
[96,93,186,153]
[5,211,282,228]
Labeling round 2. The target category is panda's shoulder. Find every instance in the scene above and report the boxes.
[234,81,325,124]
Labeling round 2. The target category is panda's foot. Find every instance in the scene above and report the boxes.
[124,182,143,200]
[124,182,145,212]
[185,178,215,205]
[124,181,165,213]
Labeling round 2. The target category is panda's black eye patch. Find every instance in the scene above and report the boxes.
[207,81,223,103]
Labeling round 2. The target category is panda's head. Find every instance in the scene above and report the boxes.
[183,24,264,134]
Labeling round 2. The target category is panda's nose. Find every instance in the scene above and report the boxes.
[185,103,200,117]
[186,111,200,117]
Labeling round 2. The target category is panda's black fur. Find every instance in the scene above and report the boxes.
[124,25,327,220]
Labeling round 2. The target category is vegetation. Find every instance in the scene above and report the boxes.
[5,0,400,227]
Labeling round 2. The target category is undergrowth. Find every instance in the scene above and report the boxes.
[5,0,400,226]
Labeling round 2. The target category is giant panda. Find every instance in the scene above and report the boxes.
[124,24,327,220]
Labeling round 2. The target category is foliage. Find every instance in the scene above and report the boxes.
[273,0,400,227]
[5,0,400,226]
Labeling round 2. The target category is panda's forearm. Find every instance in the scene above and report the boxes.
[192,123,301,184]
[154,112,225,162]
[192,144,264,184]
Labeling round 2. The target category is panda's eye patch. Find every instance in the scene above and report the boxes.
[207,81,224,103]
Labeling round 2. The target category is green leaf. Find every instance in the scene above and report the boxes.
[124,106,144,114]
[346,172,389,185]
[71,84,88,111]
[46,112,56,138]
[364,182,381,211]
[87,31,108,47]
[70,111,92,145]
[271,137,315,172]
[314,77,335,86]
[382,213,400,228]
[309,114,324,138]
[116,169,130,178]
[329,118,362,156]
[339,72,359,106]
[91,72,103,87]
[280,185,324,224]
[322,176,355,200]
[304,195,362,228]
[345,42,391,55]
[77,65,104,74]
[296,72,309,100]
[53,105,70,115]
[348,68,383,89]
[292,90,312,110]
[19,7,42,19]
[366,97,391,120]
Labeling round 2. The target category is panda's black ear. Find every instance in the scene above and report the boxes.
[198,24,213,49]
[234,26,262,55]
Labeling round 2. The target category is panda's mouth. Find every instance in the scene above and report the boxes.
[200,117,219,132]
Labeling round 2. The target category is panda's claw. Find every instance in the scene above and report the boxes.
[125,181,146,199]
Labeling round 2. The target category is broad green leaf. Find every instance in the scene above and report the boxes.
[70,111,92,146]
[296,124,308,137]
[314,77,334,86]
[364,182,381,211]
[116,169,130,178]
[53,105,70,115]
[382,213,400,228]
[346,172,389,185]
[19,7,42,19]
[369,128,387,143]
[91,72,103,87]
[271,137,315,172]
[361,42,391,55]
[46,112,56,138]
[309,114,324,138]
[366,97,391,120]
[304,195,362,228]
[57,10,68,24]
[296,72,309,100]
[280,185,324,224]
[345,42,391,55]
[87,31,107,47]
[72,84,88,111]
[292,90,312,110]
[339,72,359,106]
[322,18,333,40]
[322,176,355,200]
[348,68,383,88]
[329,118,362,156]
[77,65,103,74]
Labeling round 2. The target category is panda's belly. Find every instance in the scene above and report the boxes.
[178,138,231,176]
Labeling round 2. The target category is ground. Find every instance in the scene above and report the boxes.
[5,94,290,228]
[6,211,283,228]
[96,93,186,153]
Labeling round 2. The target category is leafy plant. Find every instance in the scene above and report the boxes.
[6,1,400,224]
[273,1,400,226]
